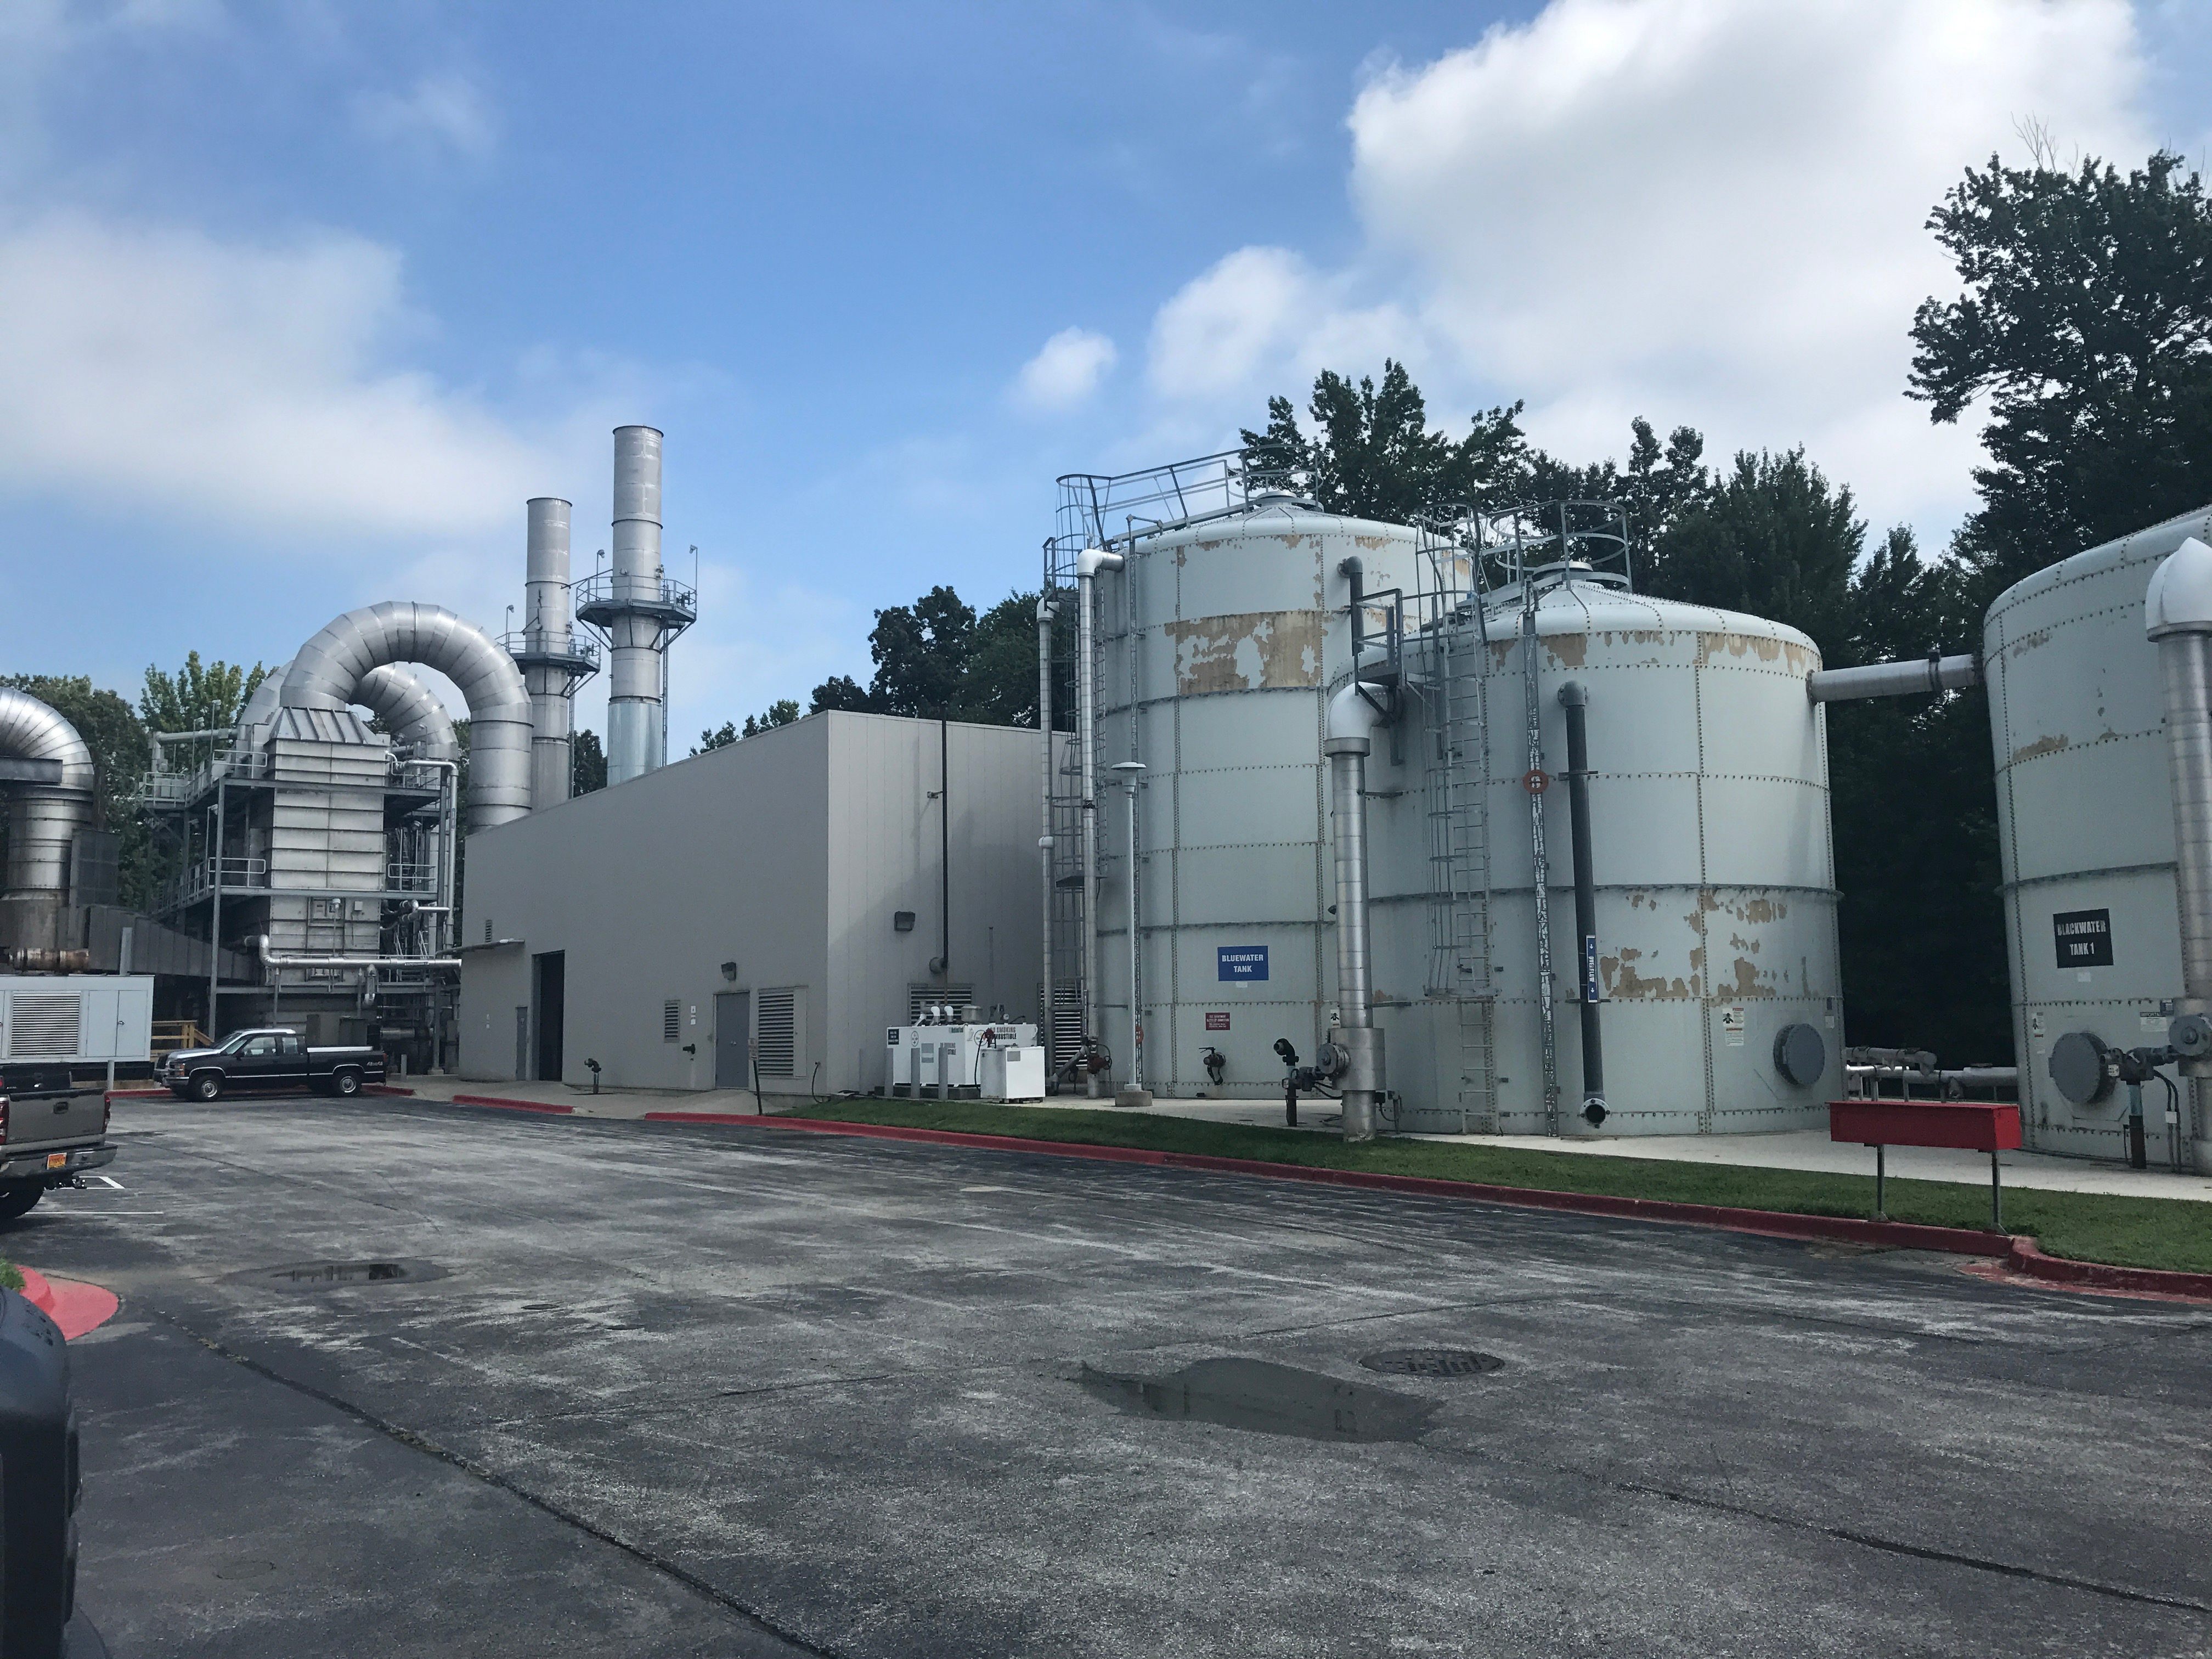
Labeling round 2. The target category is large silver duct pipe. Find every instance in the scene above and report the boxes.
[0,687,95,897]
[608,425,665,785]
[1808,654,1980,702]
[2147,537,2212,1172]
[523,496,578,807]
[240,660,454,760]
[1075,548,1124,1098]
[1323,679,1387,1142]
[279,602,532,830]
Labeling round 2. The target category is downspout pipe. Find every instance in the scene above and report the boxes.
[1075,547,1124,1097]
[1557,682,1606,1125]
[1036,594,1058,1086]
[2146,536,2212,1173]
[1323,678,1388,1142]
[1807,654,1979,702]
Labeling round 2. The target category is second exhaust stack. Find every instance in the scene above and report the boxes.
[576,426,697,787]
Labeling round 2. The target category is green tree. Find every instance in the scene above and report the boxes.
[1242,359,1531,521]
[1911,148,2212,606]
[742,699,802,737]
[140,652,267,735]
[806,586,1052,726]
[696,721,739,752]
[808,675,873,715]
[572,729,606,795]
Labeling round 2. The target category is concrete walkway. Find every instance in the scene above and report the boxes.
[401,1074,2212,1203]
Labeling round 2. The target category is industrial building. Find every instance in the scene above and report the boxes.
[453,711,1046,1099]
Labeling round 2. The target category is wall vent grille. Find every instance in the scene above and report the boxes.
[758,989,798,1074]
[8,994,82,1058]
[662,1000,681,1043]
[907,983,975,1024]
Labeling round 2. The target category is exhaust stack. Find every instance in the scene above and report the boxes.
[575,427,696,787]
[507,497,597,808]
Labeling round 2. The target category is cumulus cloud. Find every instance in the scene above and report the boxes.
[354,72,498,162]
[0,213,550,537]
[1012,326,1119,411]
[1147,0,2152,535]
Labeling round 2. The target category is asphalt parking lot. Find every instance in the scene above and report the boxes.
[19,1093,2212,1657]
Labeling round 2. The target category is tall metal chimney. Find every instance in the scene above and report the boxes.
[608,426,665,784]
[508,497,597,808]
[574,425,695,786]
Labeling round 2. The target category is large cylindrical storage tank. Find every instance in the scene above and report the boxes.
[1983,504,2212,1160]
[1368,577,1844,1135]
[1090,501,1424,1097]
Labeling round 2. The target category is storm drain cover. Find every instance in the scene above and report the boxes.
[255,1259,447,1287]
[1358,1348,1504,1378]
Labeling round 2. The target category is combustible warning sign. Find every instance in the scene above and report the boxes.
[1205,1012,1231,1031]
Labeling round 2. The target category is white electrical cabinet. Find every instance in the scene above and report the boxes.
[0,976,155,1064]
[886,1021,1038,1098]
[977,1046,1046,1103]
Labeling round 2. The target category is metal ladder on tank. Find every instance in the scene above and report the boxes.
[1424,611,1500,1135]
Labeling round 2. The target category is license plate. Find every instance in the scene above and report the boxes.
[46,1152,67,1170]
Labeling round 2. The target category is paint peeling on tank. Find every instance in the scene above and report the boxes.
[1166,611,1324,693]
[1724,957,1775,998]
[1543,633,1589,669]
[2011,733,2070,764]
[1600,946,1694,1002]
[1489,639,1516,672]
[1695,632,1815,675]
[1355,534,1391,550]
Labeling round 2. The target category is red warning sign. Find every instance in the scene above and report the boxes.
[1205,1012,1231,1031]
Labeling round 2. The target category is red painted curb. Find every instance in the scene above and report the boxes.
[453,1093,574,1115]
[15,1266,121,1340]
[443,1093,2212,1298]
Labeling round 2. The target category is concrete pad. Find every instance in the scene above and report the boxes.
[22,1096,2212,1656]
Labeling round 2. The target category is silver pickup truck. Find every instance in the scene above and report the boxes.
[0,1063,116,1222]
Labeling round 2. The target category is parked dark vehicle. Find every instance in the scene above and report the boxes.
[162,1029,386,1102]
[0,1063,116,1223]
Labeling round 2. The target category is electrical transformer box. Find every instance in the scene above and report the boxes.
[887,1021,1038,1097]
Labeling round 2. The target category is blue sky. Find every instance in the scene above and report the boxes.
[4,0,2208,742]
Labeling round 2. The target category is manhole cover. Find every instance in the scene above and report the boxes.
[1358,1348,1504,1378]
[252,1259,447,1288]
[1075,1358,1437,1443]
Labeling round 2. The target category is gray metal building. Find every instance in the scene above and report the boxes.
[456,710,1046,1099]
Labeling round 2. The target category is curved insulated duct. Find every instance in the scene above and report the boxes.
[242,660,459,763]
[279,603,530,829]
[0,686,96,896]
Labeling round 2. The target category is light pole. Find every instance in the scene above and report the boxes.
[1111,760,1149,1108]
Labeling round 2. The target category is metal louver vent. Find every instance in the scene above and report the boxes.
[907,983,975,1023]
[8,994,82,1058]
[758,989,797,1075]
[662,1000,681,1043]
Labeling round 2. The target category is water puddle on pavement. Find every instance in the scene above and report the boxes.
[1074,1357,1438,1443]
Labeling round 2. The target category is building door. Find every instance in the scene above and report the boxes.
[533,951,566,1082]
[514,1007,529,1080]
[715,991,750,1090]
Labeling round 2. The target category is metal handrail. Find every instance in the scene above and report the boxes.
[571,571,697,620]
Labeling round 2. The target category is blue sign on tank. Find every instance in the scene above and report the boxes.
[1217,946,1269,981]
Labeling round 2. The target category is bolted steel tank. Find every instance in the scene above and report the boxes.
[1088,499,1425,1098]
[1368,573,1844,1136]
[1983,504,2212,1163]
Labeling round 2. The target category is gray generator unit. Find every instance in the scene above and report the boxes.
[1983,504,2212,1167]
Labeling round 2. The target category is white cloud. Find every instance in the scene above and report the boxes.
[0,212,551,537]
[1012,326,1118,411]
[353,72,498,162]
[1147,0,2152,539]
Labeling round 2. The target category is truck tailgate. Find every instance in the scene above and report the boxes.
[5,1087,105,1152]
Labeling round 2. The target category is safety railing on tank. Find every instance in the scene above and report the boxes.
[136,743,272,808]
[161,855,269,909]
[385,860,441,895]
[1050,448,1275,579]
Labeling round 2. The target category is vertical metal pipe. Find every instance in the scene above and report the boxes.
[1037,597,1057,1088]
[1112,760,1147,1104]
[524,497,576,809]
[1558,682,1606,1124]
[608,426,665,785]
[2147,537,2212,1173]
[937,717,951,979]
[210,779,225,1038]
[1075,549,1124,1097]
[1522,596,1559,1133]
[1324,680,1385,1143]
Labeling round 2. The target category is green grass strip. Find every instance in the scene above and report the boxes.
[783,1098,2212,1275]
[0,1260,21,1294]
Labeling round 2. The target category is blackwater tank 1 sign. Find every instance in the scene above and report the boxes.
[2053,909,2113,969]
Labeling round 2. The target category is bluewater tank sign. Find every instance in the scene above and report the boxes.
[1217,946,1269,983]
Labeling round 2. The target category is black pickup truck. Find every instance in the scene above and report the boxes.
[0,1063,116,1222]
[162,1029,386,1102]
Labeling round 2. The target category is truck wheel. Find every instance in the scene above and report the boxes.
[193,1072,222,1102]
[0,1182,42,1222]
[333,1069,362,1098]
